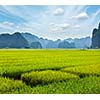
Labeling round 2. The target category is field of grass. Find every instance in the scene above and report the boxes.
[0,49,100,94]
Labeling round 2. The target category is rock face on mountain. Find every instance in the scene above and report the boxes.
[31,42,42,48]
[58,41,75,48]
[22,32,50,48]
[65,37,91,48]
[0,34,11,48]
[74,37,91,48]
[0,32,29,48]
[39,38,52,48]
[21,32,39,44]
[46,39,61,48]
[91,23,100,48]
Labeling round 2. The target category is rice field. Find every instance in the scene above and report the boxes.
[0,49,100,94]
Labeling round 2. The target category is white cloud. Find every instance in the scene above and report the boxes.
[53,8,64,15]
[49,23,71,34]
[72,12,89,20]
[2,21,14,27]
[50,27,64,33]
[49,23,81,33]
[72,25,80,29]
[50,23,70,28]
[0,21,15,31]
[61,24,70,29]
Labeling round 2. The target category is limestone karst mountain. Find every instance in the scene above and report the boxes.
[0,32,91,48]
[91,23,100,48]
[0,32,29,48]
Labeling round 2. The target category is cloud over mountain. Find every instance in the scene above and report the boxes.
[72,12,89,20]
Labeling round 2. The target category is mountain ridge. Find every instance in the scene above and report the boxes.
[0,32,91,48]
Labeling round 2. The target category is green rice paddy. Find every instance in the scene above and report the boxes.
[0,49,100,94]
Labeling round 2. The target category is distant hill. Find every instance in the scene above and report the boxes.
[46,39,61,48]
[58,41,75,48]
[0,32,91,48]
[91,23,100,48]
[39,38,52,48]
[64,37,91,48]
[74,37,91,48]
[0,32,29,48]
[21,32,51,48]
[31,42,42,48]
[21,32,39,44]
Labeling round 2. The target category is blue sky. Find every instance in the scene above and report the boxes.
[0,5,100,40]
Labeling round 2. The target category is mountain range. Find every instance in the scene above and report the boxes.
[0,32,91,49]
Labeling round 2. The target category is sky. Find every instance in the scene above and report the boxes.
[0,5,100,40]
